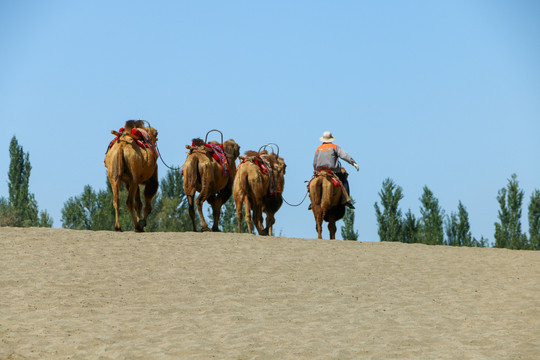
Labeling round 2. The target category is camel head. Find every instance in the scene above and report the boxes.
[223,139,240,161]
[263,152,286,192]
[274,157,286,191]
[275,157,286,176]
[147,127,158,142]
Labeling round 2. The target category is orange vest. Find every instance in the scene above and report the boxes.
[316,143,337,152]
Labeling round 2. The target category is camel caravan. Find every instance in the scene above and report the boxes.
[105,122,358,239]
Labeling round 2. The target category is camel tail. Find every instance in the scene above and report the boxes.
[183,156,199,196]
[311,178,323,206]
[112,148,124,181]
[237,170,250,202]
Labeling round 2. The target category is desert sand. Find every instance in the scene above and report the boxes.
[1,227,539,359]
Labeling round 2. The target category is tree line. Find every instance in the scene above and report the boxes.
[374,176,540,250]
[1,136,538,249]
[0,136,251,233]
[0,137,52,227]
[60,167,252,233]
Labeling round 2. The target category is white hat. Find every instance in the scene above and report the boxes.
[320,131,335,143]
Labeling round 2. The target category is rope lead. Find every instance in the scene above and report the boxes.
[282,190,309,207]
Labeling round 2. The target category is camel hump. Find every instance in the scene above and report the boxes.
[124,120,145,133]
[192,138,205,147]
[244,150,259,158]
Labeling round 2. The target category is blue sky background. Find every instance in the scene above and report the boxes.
[1,0,538,241]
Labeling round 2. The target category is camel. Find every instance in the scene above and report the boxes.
[308,169,349,239]
[233,149,286,236]
[104,120,159,232]
[183,137,240,232]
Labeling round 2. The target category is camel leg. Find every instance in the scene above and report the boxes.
[209,187,232,232]
[316,221,323,239]
[207,195,222,232]
[140,172,158,230]
[125,183,142,232]
[312,205,323,239]
[234,192,244,233]
[183,156,200,232]
[328,221,337,240]
[110,177,122,232]
[196,193,210,231]
[264,211,276,236]
[186,194,198,231]
[252,202,266,235]
[134,186,143,224]
[245,199,253,234]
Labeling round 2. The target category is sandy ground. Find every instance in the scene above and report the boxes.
[1,227,539,359]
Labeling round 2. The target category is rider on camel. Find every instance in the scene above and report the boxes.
[311,131,359,209]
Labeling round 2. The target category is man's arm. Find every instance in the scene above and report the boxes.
[335,145,356,166]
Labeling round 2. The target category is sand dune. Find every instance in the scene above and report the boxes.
[1,227,539,359]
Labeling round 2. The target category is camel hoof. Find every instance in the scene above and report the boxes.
[114,227,123,232]
[259,229,269,236]
[135,219,147,232]
[212,228,221,232]
[202,227,211,232]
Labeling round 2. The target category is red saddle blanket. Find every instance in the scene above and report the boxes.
[109,127,159,159]
[237,157,280,195]
[193,141,230,176]
[237,157,270,175]
[308,170,342,188]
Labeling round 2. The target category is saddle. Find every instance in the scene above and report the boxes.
[238,151,280,195]
[108,126,159,159]
[186,139,230,176]
[309,167,343,188]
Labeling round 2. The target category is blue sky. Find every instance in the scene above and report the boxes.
[1,0,539,241]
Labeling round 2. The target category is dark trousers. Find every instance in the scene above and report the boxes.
[335,171,350,197]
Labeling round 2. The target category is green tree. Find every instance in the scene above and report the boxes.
[0,197,21,227]
[38,210,54,227]
[456,202,473,247]
[62,169,199,232]
[445,212,459,246]
[220,198,239,233]
[494,174,526,249]
[98,180,134,230]
[528,189,540,250]
[401,209,419,243]
[8,136,37,224]
[62,185,99,230]
[0,136,51,227]
[471,236,489,248]
[147,168,194,232]
[61,180,133,231]
[341,198,358,240]
[445,201,473,247]
[419,186,444,245]
[374,178,403,242]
